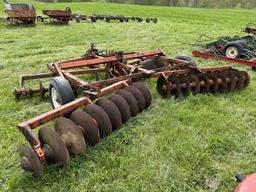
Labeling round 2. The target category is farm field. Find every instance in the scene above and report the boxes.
[1,1,256,191]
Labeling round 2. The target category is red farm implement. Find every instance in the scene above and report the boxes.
[192,26,256,70]
[14,45,250,177]
[37,7,74,24]
[1,0,36,25]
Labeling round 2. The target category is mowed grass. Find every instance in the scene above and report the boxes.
[1,1,256,191]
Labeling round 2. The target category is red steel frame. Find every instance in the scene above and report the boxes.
[16,49,232,163]
[192,49,256,69]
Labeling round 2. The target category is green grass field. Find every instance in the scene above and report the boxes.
[1,1,256,191]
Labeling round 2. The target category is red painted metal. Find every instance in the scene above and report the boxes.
[192,49,256,68]
[235,173,256,192]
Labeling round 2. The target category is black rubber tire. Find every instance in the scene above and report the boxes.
[224,41,245,59]
[69,110,100,146]
[140,58,168,70]
[37,16,44,22]
[124,86,146,112]
[175,55,196,65]
[84,104,112,138]
[115,89,139,117]
[95,98,122,131]
[109,94,131,123]
[48,77,75,109]
[131,82,152,109]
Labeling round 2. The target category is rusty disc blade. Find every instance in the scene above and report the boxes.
[240,71,250,88]
[55,117,86,155]
[115,89,139,117]
[232,69,244,91]
[109,93,131,123]
[198,73,210,94]
[177,75,191,98]
[215,71,228,93]
[19,144,43,177]
[70,110,100,146]
[187,74,200,95]
[84,104,112,138]
[124,86,146,112]
[223,69,236,92]
[205,71,219,94]
[131,82,152,109]
[168,76,181,99]
[96,98,122,130]
[38,127,70,166]
[156,75,171,99]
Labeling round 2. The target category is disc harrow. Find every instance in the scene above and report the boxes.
[156,68,249,99]
[14,46,250,177]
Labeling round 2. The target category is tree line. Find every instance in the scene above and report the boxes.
[99,0,256,8]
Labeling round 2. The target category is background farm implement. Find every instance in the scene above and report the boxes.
[1,0,36,25]
[14,46,250,177]
[192,26,256,70]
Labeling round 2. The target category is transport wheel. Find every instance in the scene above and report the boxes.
[168,76,181,99]
[197,73,210,94]
[223,69,236,92]
[54,118,86,155]
[84,104,112,138]
[178,75,191,98]
[175,55,196,65]
[240,71,250,88]
[70,110,100,146]
[95,98,122,130]
[49,77,75,109]
[187,74,200,95]
[224,41,245,59]
[215,72,228,93]
[115,89,139,117]
[37,16,44,22]
[109,94,131,123]
[131,82,152,109]
[38,127,70,166]
[205,71,219,94]
[232,69,244,91]
[156,75,171,99]
[19,144,43,177]
[124,86,146,112]
[140,58,168,70]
